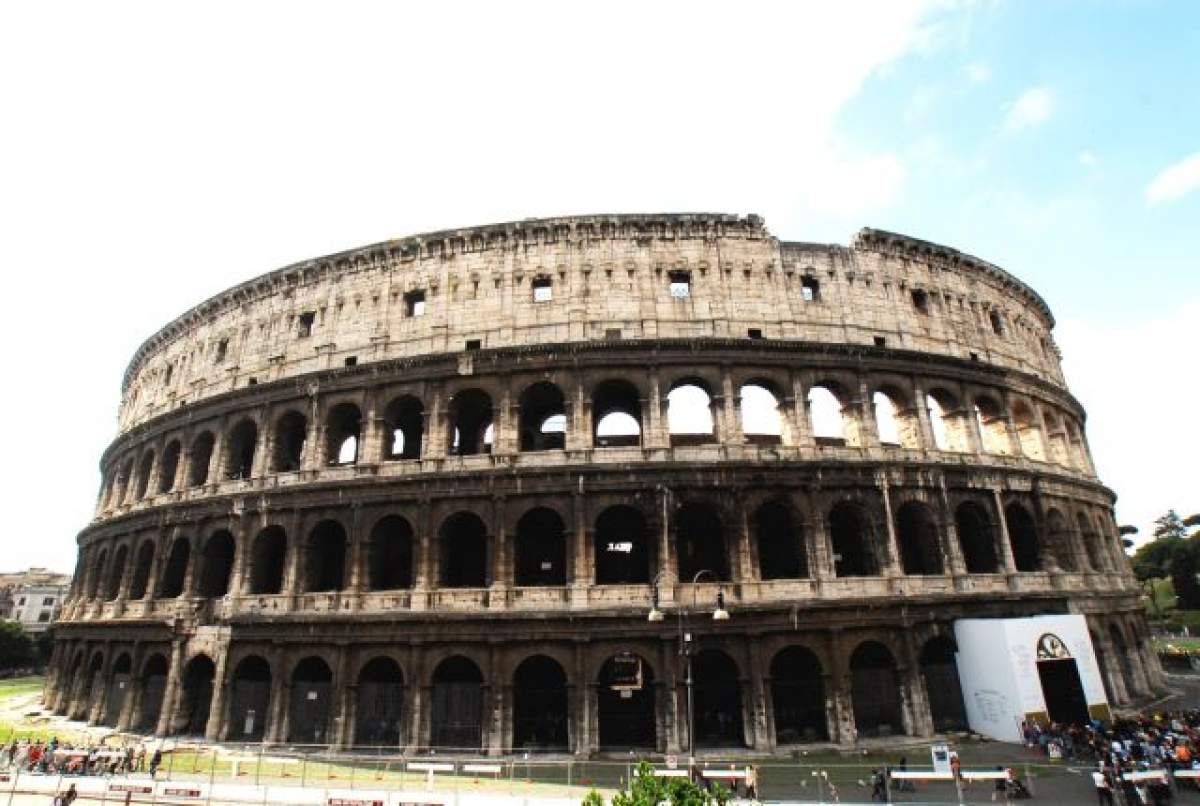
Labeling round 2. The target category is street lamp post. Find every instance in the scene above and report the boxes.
[649,569,729,768]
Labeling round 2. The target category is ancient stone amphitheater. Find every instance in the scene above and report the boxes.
[48,213,1161,755]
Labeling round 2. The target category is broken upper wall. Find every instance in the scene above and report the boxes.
[115,213,1065,433]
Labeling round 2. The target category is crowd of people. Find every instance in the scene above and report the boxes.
[1,738,162,777]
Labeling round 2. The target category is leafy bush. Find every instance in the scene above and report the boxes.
[597,761,729,806]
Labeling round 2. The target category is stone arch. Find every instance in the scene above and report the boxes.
[920,636,967,731]
[288,656,334,744]
[597,652,656,749]
[224,418,258,480]
[129,540,156,600]
[158,440,181,493]
[1011,400,1046,461]
[137,653,169,731]
[272,409,308,472]
[304,520,348,592]
[179,654,216,736]
[1077,512,1105,572]
[974,396,1013,455]
[770,645,827,743]
[512,655,569,751]
[356,656,405,747]
[1005,502,1041,572]
[228,656,271,741]
[675,500,729,581]
[593,379,642,447]
[249,525,287,594]
[87,547,108,600]
[447,388,494,456]
[740,380,785,444]
[955,500,999,573]
[103,544,128,601]
[514,507,567,586]
[925,387,967,452]
[896,500,943,575]
[439,511,488,588]
[383,395,424,460]
[667,378,716,445]
[188,431,215,486]
[102,653,133,726]
[1108,624,1138,698]
[692,648,744,748]
[1045,508,1078,572]
[430,655,485,750]
[873,386,920,449]
[754,500,808,580]
[594,505,651,585]
[197,529,236,597]
[325,402,362,465]
[519,381,567,452]
[808,382,850,445]
[850,641,904,737]
[829,500,880,577]
[135,450,155,500]
[158,537,190,598]
[1043,409,1071,466]
[367,515,414,591]
[83,652,105,718]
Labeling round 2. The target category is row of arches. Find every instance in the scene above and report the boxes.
[100,374,1092,511]
[77,496,1120,604]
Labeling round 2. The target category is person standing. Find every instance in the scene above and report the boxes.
[1092,766,1114,806]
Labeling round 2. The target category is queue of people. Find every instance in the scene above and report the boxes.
[2,738,162,777]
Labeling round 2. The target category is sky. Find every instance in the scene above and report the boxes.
[0,1,1196,573]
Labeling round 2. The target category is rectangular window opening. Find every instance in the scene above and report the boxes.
[465,339,482,351]
[604,328,622,340]
[248,377,258,386]
[344,356,358,367]
[911,289,929,314]
[801,276,820,302]
[298,311,316,338]
[874,336,887,347]
[668,271,691,299]
[748,328,763,340]
[404,290,426,317]
[532,277,553,303]
[214,339,228,364]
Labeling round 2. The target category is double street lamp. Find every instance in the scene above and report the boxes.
[648,569,730,766]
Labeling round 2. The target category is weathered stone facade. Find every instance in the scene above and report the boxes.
[49,213,1161,755]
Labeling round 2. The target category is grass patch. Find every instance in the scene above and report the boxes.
[0,676,44,699]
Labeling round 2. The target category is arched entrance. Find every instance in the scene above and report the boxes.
[850,642,904,738]
[1035,634,1089,724]
[676,502,729,581]
[514,508,567,587]
[103,654,133,726]
[138,655,168,731]
[288,657,333,744]
[1005,503,1041,571]
[597,653,656,750]
[356,657,404,747]
[512,656,569,751]
[896,501,943,575]
[594,506,651,584]
[229,656,271,741]
[955,501,998,573]
[691,649,743,748]
[919,637,967,731]
[829,502,879,577]
[770,646,827,743]
[179,655,215,736]
[755,502,808,580]
[430,656,484,751]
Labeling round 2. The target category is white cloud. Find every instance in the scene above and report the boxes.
[1058,298,1200,547]
[1145,152,1200,204]
[1078,150,1098,167]
[966,62,992,83]
[1002,86,1054,134]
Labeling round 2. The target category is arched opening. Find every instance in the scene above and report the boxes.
[115,458,134,505]
[129,541,155,600]
[188,432,215,487]
[325,403,362,466]
[1005,503,1041,572]
[448,389,494,456]
[158,538,190,598]
[137,654,168,731]
[920,637,967,731]
[383,396,424,460]
[692,649,743,748]
[288,657,333,744]
[594,506,651,585]
[84,654,104,717]
[179,655,215,736]
[955,501,998,573]
[850,642,904,737]
[896,501,944,575]
[873,389,919,448]
[676,502,729,581]
[224,419,258,480]
[272,410,308,472]
[102,654,133,726]
[304,521,347,592]
[228,656,271,741]
[829,501,879,577]
[103,545,128,601]
[356,657,404,747]
[512,656,569,751]
[808,384,848,446]
[974,398,1013,455]
[1067,423,1090,472]
[519,382,567,452]
[597,653,656,750]
[740,383,783,445]
[439,512,488,588]
[158,441,180,493]
[771,646,827,743]
[514,508,566,586]
[198,530,236,597]
[755,501,807,580]
[667,382,715,445]
[1037,633,1090,723]
[1045,509,1078,571]
[926,390,967,452]
[593,380,642,448]
[367,516,414,591]
[431,656,484,750]
[1108,626,1138,698]
[86,549,107,600]
[1043,412,1071,466]
[1077,513,1105,572]
[249,526,287,594]
[1011,401,1046,461]
[135,451,155,500]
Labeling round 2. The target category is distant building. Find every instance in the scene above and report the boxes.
[0,568,71,634]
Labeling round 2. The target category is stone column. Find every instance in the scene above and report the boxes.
[828,630,855,744]
[645,371,668,450]
[421,386,446,461]
[936,479,967,576]
[88,651,114,725]
[204,646,231,742]
[331,646,351,748]
[804,494,835,582]
[359,393,385,466]
[911,381,936,453]
[283,510,304,596]
[656,486,678,591]
[734,496,758,583]
[657,638,680,754]
[789,372,815,451]
[901,634,934,737]
[116,644,144,731]
[856,377,880,450]
[303,394,324,471]
[746,637,772,753]
[876,477,903,577]
[718,368,740,446]
[991,489,1018,575]
[155,639,185,737]
[566,377,593,452]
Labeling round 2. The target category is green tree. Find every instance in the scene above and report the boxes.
[1134,510,1200,610]
[598,762,730,806]
[0,622,36,671]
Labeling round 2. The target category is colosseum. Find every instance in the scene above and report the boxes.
[48,213,1163,755]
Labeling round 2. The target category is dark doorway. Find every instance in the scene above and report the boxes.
[447,389,494,455]
[439,513,488,588]
[129,541,155,600]
[225,419,258,480]
[755,501,808,580]
[512,656,569,751]
[896,501,944,575]
[956,501,998,573]
[1005,503,1041,571]
[514,508,566,586]
[770,646,827,743]
[1038,659,1089,724]
[198,530,236,597]
[356,657,404,747]
[597,654,656,750]
[829,502,879,577]
[592,380,643,448]
[305,520,347,592]
[920,637,967,731]
[229,656,271,741]
[676,502,729,581]
[288,657,333,744]
[430,656,484,751]
[850,642,904,737]
[188,432,215,486]
[103,654,132,726]
[158,538,191,598]
[367,516,414,590]
[383,396,424,460]
[273,410,308,472]
[179,655,215,736]
[518,382,567,452]
[250,526,287,594]
[138,655,168,732]
[594,506,650,584]
[325,403,362,465]
[691,649,743,748]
